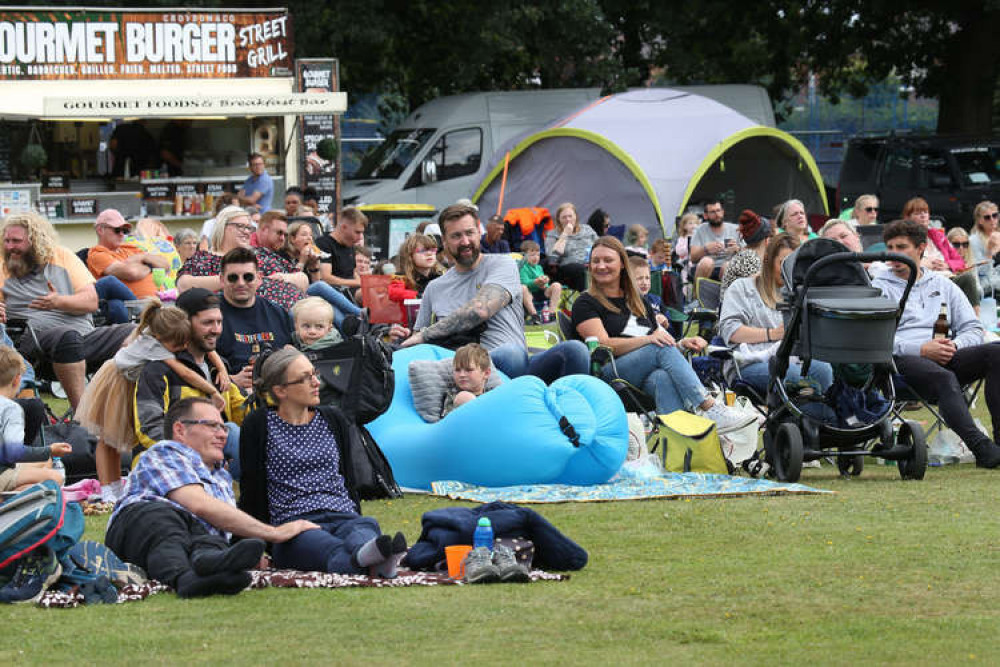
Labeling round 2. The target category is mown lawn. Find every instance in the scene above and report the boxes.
[2,461,999,665]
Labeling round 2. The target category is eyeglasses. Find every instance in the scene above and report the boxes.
[953,241,970,248]
[227,222,254,233]
[180,419,228,433]
[281,370,320,386]
[983,212,999,220]
[273,230,287,237]
[225,272,256,284]
[864,207,879,213]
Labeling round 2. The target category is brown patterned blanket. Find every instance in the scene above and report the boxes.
[37,568,569,608]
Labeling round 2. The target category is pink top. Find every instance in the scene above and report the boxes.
[675,236,691,261]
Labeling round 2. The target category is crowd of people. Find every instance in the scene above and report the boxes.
[1,165,999,599]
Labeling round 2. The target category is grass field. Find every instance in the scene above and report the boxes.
[3,392,1000,664]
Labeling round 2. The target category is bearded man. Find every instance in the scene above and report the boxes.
[0,212,133,410]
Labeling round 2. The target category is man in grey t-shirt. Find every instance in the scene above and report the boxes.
[690,199,742,281]
[402,204,587,383]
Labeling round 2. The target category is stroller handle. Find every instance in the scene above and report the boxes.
[800,251,918,314]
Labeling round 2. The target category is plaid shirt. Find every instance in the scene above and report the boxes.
[109,440,236,538]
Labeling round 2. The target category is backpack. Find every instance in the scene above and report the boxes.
[34,415,132,484]
[305,315,395,425]
[344,423,402,500]
[0,480,84,569]
[649,410,731,474]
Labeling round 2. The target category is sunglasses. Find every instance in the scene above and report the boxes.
[953,241,970,248]
[102,225,131,235]
[225,272,256,284]
[864,207,879,213]
[983,212,999,220]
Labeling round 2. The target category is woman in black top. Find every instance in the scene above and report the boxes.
[571,237,753,433]
[239,348,406,577]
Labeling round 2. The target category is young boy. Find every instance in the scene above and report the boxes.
[441,343,493,418]
[291,297,345,407]
[292,297,343,350]
[629,256,670,329]
[649,238,672,272]
[519,240,562,323]
[0,346,72,492]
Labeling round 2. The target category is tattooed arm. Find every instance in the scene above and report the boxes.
[400,283,511,348]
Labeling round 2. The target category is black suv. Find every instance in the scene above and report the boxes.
[837,134,1000,230]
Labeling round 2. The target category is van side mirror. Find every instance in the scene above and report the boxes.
[421,160,437,184]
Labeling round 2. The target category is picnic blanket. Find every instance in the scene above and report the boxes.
[430,473,832,504]
[37,568,568,608]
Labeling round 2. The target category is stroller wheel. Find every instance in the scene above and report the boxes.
[897,420,927,480]
[837,454,864,477]
[773,423,803,483]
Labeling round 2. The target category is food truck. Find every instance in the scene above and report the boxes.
[0,7,344,247]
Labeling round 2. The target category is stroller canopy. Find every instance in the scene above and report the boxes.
[782,238,872,291]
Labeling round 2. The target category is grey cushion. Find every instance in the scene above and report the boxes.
[408,357,503,423]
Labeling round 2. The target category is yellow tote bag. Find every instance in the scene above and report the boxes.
[651,410,729,474]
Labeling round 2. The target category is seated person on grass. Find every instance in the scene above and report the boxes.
[240,348,408,578]
[872,219,1000,469]
[105,397,319,598]
[0,346,71,492]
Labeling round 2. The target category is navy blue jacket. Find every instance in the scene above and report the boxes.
[403,501,587,571]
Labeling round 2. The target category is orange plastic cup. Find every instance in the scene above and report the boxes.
[445,545,473,579]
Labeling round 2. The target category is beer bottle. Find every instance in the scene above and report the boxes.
[933,301,949,340]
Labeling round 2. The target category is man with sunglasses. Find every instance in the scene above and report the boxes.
[106,397,318,598]
[215,247,294,390]
[86,209,169,300]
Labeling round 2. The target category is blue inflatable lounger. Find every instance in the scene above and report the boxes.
[368,345,629,490]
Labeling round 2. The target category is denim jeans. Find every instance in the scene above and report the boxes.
[224,422,240,481]
[95,275,137,324]
[490,340,590,384]
[601,343,708,414]
[739,359,834,396]
[271,510,381,574]
[306,281,362,328]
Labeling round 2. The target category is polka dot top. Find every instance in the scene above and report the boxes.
[265,410,356,524]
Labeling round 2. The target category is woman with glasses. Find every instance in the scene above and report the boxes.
[903,196,980,312]
[851,194,880,226]
[948,227,974,267]
[969,201,1000,295]
[397,233,444,297]
[177,206,304,310]
[239,348,407,578]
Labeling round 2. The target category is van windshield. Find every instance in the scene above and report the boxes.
[952,147,1000,186]
[350,128,436,180]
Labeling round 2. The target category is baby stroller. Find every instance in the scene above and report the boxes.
[762,238,927,482]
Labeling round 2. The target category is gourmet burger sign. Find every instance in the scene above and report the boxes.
[0,8,293,79]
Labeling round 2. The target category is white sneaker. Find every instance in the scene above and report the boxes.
[697,401,757,435]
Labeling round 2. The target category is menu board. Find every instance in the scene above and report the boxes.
[297,59,340,216]
[41,173,69,192]
[69,198,98,217]
[142,183,173,199]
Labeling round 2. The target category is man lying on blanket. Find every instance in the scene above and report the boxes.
[104,397,318,598]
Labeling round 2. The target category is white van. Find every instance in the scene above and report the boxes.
[343,88,601,209]
[343,85,775,210]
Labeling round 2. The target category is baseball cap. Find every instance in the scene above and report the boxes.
[175,287,220,317]
[95,209,129,229]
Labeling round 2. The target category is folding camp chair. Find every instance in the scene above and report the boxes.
[684,276,722,338]
[891,374,984,444]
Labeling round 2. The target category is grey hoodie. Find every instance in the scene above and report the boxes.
[871,268,983,357]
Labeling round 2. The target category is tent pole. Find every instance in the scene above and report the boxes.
[496,151,511,216]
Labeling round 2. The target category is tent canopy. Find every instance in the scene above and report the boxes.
[473,88,827,238]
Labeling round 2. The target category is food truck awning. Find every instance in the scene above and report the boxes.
[0,78,345,120]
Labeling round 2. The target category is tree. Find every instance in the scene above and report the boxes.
[644,1,1000,133]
